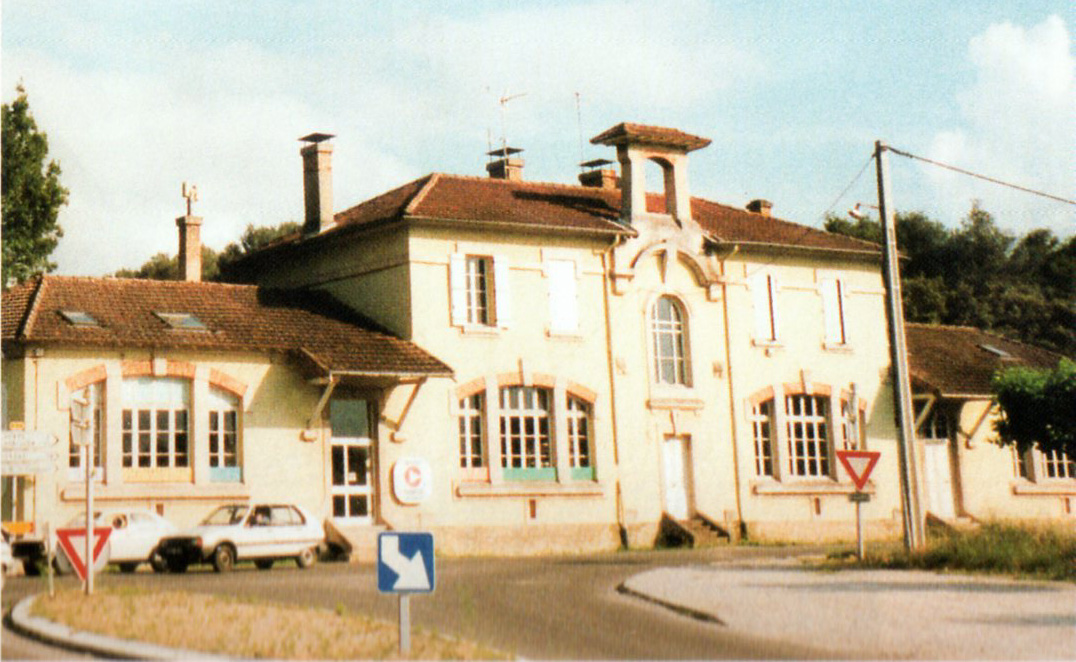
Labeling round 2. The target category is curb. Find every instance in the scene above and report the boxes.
[615,581,726,626]
[10,593,233,661]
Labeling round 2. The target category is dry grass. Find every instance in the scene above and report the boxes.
[31,587,507,660]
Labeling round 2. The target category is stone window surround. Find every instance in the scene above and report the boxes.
[747,381,871,495]
[452,373,601,497]
[58,360,250,502]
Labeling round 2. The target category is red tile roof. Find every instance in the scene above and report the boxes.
[229,174,878,275]
[906,324,1063,398]
[2,276,452,378]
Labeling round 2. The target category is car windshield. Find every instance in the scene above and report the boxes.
[202,505,248,526]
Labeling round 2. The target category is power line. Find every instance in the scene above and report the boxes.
[816,152,876,224]
[886,146,1076,206]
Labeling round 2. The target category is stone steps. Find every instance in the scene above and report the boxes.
[323,520,385,563]
[658,513,732,548]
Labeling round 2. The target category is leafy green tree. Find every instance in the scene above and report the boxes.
[216,221,300,280]
[993,359,1076,458]
[2,84,68,287]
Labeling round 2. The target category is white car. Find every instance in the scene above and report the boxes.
[1,530,14,575]
[57,509,177,574]
[157,504,325,573]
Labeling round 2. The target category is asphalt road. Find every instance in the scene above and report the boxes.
[2,546,837,660]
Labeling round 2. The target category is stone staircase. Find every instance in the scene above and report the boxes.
[323,520,385,563]
[657,513,732,548]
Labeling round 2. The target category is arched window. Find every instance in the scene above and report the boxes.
[751,391,862,480]
[499,386,554,480]
[121,377,190,470]
[651,296,689,386]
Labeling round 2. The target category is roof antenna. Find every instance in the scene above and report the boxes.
[575,92,585,171]
[498,90,527,154]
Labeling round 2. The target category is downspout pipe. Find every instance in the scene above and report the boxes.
[718,246,746,540]
[601,235,629,548]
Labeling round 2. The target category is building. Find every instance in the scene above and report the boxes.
[905,323,1073,523]
[4,122,1070,562]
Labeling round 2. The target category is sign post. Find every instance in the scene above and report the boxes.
[71,390,95,594]
[837,450,881,560]
[378,532,435,654]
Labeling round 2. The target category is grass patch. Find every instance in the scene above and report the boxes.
[31,588,507,660]
[839,522,1076,582]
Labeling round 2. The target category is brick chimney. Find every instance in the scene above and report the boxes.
[300,133,335,236]
[746,199,773,217]
[578,159,618,189]
[177,182,202,282]
[486,147,524,181]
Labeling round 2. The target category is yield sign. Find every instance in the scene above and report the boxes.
[836,450,880,492]
[55,527,111,582]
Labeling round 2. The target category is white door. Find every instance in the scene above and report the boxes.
[662,436,693,520]
[329,399,374,524]
[923,441,956,519]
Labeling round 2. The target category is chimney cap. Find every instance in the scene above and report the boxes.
[746,199,773,215]
[590,122,711,152]
[580,158,614,170]
[487,146,524,158]
[299,132,335,144]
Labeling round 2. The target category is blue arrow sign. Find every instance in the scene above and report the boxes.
[378,532,435,594]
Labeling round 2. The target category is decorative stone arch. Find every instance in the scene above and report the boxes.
[64,365,108,393]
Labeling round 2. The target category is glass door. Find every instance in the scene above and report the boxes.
[329,399,374,524]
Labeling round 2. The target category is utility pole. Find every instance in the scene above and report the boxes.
[875,141,925,551]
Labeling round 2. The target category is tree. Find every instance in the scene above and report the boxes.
[2,84,68,287]
[992,359,1076,459]
[216,221,300,280]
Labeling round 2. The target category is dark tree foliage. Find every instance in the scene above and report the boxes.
[2,84,68,287]
[825,205,1075,356]
[114,221,298,283]
[992,359,1076,458]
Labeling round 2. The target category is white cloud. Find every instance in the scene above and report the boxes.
[925,15,1075,235]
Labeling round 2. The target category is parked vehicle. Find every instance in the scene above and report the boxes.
[157,504,325,573]
[56,509,177,574]
[1,530,14,575]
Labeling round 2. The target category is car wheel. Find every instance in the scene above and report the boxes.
[150,551,167,574]
[296,546,316,569]
[167,559,188,574]
[254,559,274,570]
[23,559,41,576]
[212,545,236,573]
[118,562,139,574]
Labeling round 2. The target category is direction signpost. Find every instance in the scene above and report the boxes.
[70,389,96,594]
[836,450,881,560]
[378,532,435,654]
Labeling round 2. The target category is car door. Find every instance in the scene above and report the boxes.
[238,506,275,559]
[268,506,302,556]
[105,514,135,561]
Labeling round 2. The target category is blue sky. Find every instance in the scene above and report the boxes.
[3,1,1073,276]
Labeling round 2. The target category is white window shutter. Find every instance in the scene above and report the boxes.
[770,275,781,342]
[548,260,578,333]
[449,253,467,326]
[493,255,513,328]
[752,274,777,342]
[837,279,849,344]
[821,278,840,343]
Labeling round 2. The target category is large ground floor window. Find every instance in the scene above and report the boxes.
[457,380,595,483]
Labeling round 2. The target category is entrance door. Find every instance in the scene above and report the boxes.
[662,436,694,520]
[329,399,374,524]
[923,440,956,519]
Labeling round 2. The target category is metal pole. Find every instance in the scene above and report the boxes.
[875,141,925,551]
[856,499,865,560]
[399,594,411,654]
[85,435,93,595]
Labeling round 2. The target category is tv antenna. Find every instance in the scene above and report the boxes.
[575,92,585,168]
[181,182,199,216]
[498,90,527,153]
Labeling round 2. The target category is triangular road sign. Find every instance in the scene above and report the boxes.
[836,450,881,492]
[55,527,111,582]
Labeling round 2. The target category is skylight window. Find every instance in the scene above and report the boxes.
[978,343,1012,358]
[60,311,101,327]
[155,312,208,330]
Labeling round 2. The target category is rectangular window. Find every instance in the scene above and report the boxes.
[458,393,485,469]
[821,278,848,345]
[208,386,241,483]
[465,256,492,325]
[566,396,593,480]
[547,260,579,333]
[785,395,830,478]
[752,274,779,343]
[499,386,554,480]
[750,400,774,477]
[1042,449,1075,480]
